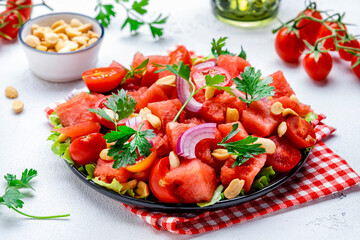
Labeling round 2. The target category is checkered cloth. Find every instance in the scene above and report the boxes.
[45,90,360,235]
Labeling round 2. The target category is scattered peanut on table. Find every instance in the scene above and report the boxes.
[12,100,24,113]
[24,18,99,53]
[5,86,18,99]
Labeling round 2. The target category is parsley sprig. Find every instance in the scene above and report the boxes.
[0,169,70,219]
[233,66,275,107]
[122,58,149,84]
[156,61,235,122]
[95,0,168,38]
[211,37,247,59]
[88,90,155,169]
[218,123,266,168]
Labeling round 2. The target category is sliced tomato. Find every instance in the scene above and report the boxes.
[285,115,316,149]
[56,121,101,138]
[192,66,232,88]
[169,45,192,67]
[69,133,107,165]
[93,95,128,129]
[149,157,180,203]
[125,151,157,173]
[131,169,151,182]
[82,67,127,93]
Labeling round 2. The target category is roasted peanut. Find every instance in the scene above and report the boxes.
[58,47,71,53]
[55,39,65,52]
[205,86,216,100]
[5,86,18,99]
[270,102,284,115]
[211,148,230,161]
[65,27,82,37]
[72,36,87,46]
[277,121,287,137]
[282,108,299,117]
[254,138,276,154]
[36,45,47,51]
[70,18,82,28]
[12,100,24,113]
[121,180,138,190]
[57,133,69,143]
[139,107,151,120]
[290,94,300,104]
[78,23,92,33]
[51,20,65,29]
[99,148,114,161]
[53,24,67,34]
[135,181,150,198]
[226,107,239,123]
[65,41,79,51]
[104,108,119,121]
[87,37,98,46]
[169,151,180,169]
[224,179,245,199]
[155,75,176,87]
[88,30,99,39]
[33,28,46,39]
[24,35,40,48]
[146,113,161,130]
[45,32,59,45]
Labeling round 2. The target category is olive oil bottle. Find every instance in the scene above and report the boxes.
[211,0,280,27]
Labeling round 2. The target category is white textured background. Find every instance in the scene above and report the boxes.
[0,0,359,239]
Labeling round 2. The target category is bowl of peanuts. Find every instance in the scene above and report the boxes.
[18,12,104,82]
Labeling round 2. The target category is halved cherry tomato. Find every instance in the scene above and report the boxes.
[149,157,180,203]
[94,96,128,129]
[192,66,232,88]
[82,67,127,93]
[69,133,107,165]
[339,39,360,61]
[284,115,316,149]
[318,22,347,51]
[267,135,301,173]
[125,151,157,173]
[275,27,305,63]
[169,45,192,67]
[297,8,322,46]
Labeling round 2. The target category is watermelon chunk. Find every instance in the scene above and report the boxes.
[151,131,171,158]
[242,101,283,137]
[129,84,168,110]
[94,159,132,183]
[166,122,197,153]
[268,71,295,98]
[56,92,103,127]
[200,92,246,123]
[218,121,248,142]
[220,154,267,192]
[269,96,311,117]
[217,55,251,78]
[164,159,217,203]
[56,121,101,138]
[147,99,185,129]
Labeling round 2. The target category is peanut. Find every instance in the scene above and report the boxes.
[57,133,69,143]
[254,137,276,154]
[24,35,40,48]
[45,32,59,45]
[99,148,114,161]
[51,20,65,29]
[87,37,98,46]
[36,45,47,51]
[226,107,239,123]
[211,148,230,161]
[78,23,92,33]
[5,86,18,99]
[224,179,245,199]
[70,18,83,28]
[135,181,150,198]
[270,102,284,115]
[146,113,161,130]
[72,36,87,46]
[65,27,82,37]
[139,107,151,120]
[290,94,300,104]
[12,100,24,113]
[169,151,180,169]
[155,75,176,87]
[205,86,216,100]
[282,108,299,117]
[277,121,287,137]
[120,180,138,190]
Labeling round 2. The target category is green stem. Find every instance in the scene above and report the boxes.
[10,206,70,219]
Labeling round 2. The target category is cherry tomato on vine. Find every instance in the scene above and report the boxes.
[350,56,360,79]
[318,22,347,51]
[303,51,332,81]
[0,10,25,40]
[275,27,305,63]
[338,39,360,61]
[82,67,128,93]
[297,8,322,45]
[6,0,32,21]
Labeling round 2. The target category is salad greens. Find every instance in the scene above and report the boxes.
[251,166,277,191]
[197,185,224,207]
[211,36,247,60]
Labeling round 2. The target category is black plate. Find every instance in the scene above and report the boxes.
[67,150,310,213]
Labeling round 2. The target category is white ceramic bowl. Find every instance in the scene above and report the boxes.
[18,12,104,82]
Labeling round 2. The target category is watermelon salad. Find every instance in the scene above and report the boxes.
[48,38,318,206]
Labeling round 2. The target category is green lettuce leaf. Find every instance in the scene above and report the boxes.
[251,166,276,191]
[197,185,224,207]
[304,112,318,123]
[92,177,123,193]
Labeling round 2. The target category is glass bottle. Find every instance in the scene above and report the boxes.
[211,0,280,27]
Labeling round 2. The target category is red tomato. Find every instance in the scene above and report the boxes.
[350,56,360,79]
[297,8,322,45]
[284,115,316,149]
[6,0,32,21]
[0,10,25,40]
[82,67,127,93]
[275,27,305,63]
[267,135,302,173]
[131,169,151,182]
[69,133,107,165]
[192,66,232,88]
[169,45,192,67]
[318,22,347,51]
[338,39,360,61]
[56,121,101,138]
[125,151,157,173]
[149,157,179,203]
[303,51,332,81]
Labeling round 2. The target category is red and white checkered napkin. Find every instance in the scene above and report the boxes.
[45,94,360,235]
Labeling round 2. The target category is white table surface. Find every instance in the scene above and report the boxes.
[1,0,359,239]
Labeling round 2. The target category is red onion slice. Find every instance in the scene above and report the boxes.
[125,116,143,128]
[193,59,216,70]
[176,76,202,112]
[177,123,217,159]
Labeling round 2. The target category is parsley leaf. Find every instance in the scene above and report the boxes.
[132,0,148,15]
[121,17,144,32]
[5,169,38,191]
[95,3,116,27]
[156,61,191,81]
[233,66,275,107]
[211,37,247,59]
[123,58,149,82]
[2,189,24,209]
[218,123,266,168]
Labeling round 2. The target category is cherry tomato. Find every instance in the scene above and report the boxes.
[131,169,151,182]
[82,67,127,93]
[275,27,305,63]
[267,135,302,173]
[338,39,360,61]
[297,8,322,45]
[318,22,347,51]
[125,151,157,173]
[149,157,179,203]
[6,0,32,21]
[169,45,192,67]
[303,51,332,81]
[69,133,107,165]
[284,115,316,149]
[350,56,360,79]
[0,10,25,40]
[192,66,231,88]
